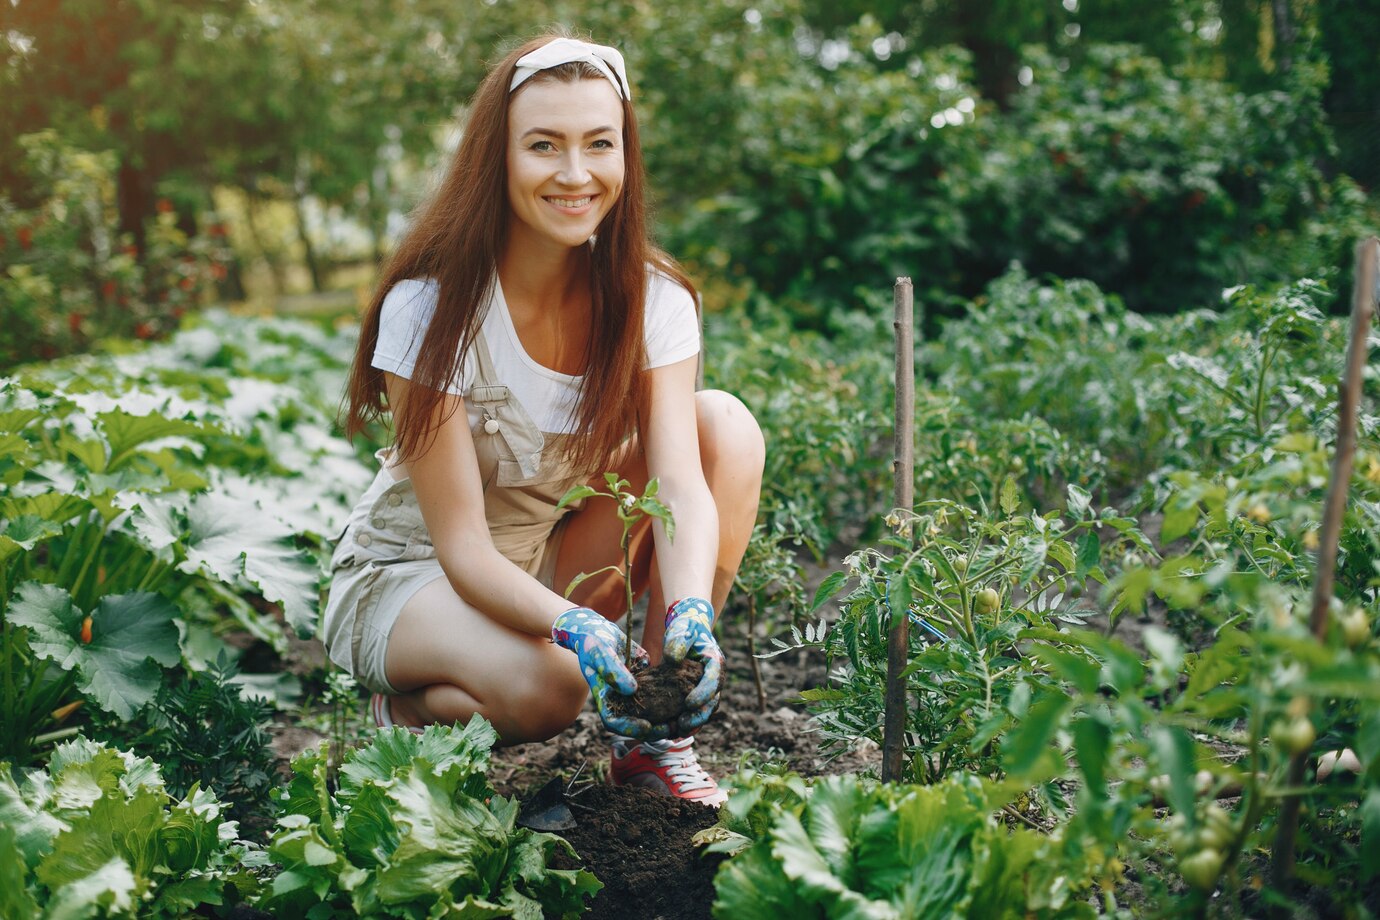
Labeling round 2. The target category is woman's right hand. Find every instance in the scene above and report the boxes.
[551,607,665,740]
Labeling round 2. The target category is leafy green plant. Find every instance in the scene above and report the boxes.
[711,770,1099,918]
[799,486,1145,782]
[94,652,277,832]
[0,737,262,918]
[557,473,673,667]
[258,717,600,918]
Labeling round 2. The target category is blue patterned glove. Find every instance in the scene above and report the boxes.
[551,607,666,740]
[663,597,723,732]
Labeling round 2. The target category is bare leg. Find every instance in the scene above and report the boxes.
[381,576,589,744]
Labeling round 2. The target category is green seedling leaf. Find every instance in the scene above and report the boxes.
[555,484,600,511]
[9,583,180,720]
[561,564,622,598]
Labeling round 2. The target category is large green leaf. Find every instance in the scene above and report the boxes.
[0,769,62,869]
[9,583,181,719]
[37,787,168,890]
[179,492,320,635]
[0,514,64,563]
[0,822,40,918]
[39,855,139,920]
[97,409,207,471]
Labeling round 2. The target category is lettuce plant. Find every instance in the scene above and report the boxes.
[0,736,261,918]
[711,771,1096,918]
[259,717,600,919]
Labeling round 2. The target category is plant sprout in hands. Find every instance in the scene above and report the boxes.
[556,473,674,668]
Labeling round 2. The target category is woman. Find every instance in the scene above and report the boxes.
[323,34,765,807]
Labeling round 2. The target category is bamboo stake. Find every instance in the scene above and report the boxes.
[1271,237,1379,889]
[882,277,915,783]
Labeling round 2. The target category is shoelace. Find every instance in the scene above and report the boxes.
[643,740,716,793]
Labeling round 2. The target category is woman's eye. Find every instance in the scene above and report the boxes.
[591,139,615,150]
[530,140,555,152]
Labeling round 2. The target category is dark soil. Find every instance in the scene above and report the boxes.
[548,783,722,920]
[606,658,705,725]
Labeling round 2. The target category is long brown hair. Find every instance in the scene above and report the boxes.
[343,32,697,474]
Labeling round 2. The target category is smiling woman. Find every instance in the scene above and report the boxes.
[326,33,766,809]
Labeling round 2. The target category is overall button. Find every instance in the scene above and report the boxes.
[484,418,501,434]
[386,494,403,507]
[356,532,373,547]
[371,516,386,529]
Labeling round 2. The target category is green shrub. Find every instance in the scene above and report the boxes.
[0,131,232,369]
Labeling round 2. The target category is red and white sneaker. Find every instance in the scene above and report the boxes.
[371,692,424,735]
[610,736,728,807]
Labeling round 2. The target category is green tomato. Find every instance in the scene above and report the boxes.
[974,588,1000,615]
[1340,607,1370,649]
[1270,716,1316,756]
[1197,805,1234,851]
[1179,848,1225,891]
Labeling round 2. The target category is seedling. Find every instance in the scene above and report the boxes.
[556,473,674,669]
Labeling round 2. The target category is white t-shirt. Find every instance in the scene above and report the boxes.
[372,271,700,434]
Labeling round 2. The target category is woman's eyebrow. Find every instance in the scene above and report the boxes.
[519,126,619,140]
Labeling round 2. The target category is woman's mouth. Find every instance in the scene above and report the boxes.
[545,196,594,211]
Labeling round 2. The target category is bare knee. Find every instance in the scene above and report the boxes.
[493,650,589,743]
[696,389,766,482]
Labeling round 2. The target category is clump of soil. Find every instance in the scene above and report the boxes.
[551,783,722,920]
[606,658,705,725]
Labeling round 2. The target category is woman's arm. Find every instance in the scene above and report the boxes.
[384,371,571,637]
[639,356,718,604]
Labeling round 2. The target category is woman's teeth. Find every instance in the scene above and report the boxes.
[548,197,592,208]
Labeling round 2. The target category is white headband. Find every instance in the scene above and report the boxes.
[510,38,631,101]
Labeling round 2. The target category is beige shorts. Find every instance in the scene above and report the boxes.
[319,466,567,694]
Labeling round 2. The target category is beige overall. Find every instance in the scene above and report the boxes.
[320,328,585,694]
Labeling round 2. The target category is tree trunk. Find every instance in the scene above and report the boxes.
[292,196,325,293]
[1271,0,1295,73]
[243,190,286,297]
[116,160,152,256]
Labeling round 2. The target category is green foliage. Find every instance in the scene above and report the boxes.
[557,473,674,667]
[796,489,1145,782]
[94,652,278,832]
[0,309,370,765]
[0,737,261,917]
[260,717,601,918]
[711,771,1098,918]
[0,132,232,368]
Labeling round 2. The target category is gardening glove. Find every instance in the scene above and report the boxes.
[551,606,668,741]
[662,596,724,733]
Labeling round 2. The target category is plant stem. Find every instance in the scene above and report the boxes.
[1271,236,1378,891]
[747,593,766,712]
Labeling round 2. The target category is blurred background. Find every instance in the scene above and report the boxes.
[1,0,1376,367]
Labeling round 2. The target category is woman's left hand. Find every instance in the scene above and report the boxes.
[662,596,723,733]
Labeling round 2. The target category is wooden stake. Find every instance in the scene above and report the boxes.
[1271,237,1379,888]
[882,277,915,783]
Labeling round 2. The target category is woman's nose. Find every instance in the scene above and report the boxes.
[557,151,590,186]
